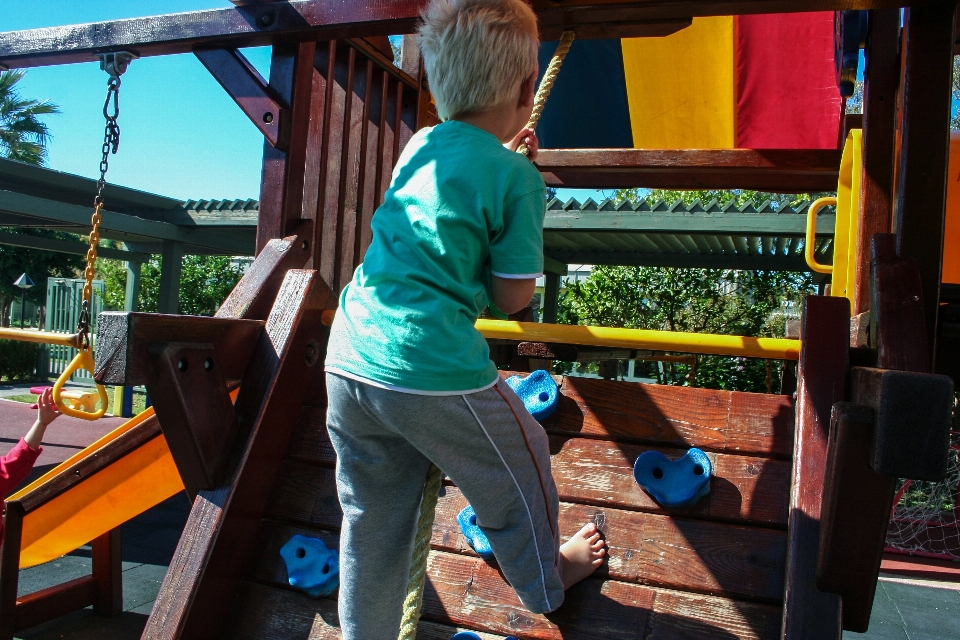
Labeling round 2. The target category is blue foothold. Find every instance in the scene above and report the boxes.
[633,448,712,508]
[452,633,517,640]
[505,369,559,421]
[279,534,340,598]
[457,505,495,560]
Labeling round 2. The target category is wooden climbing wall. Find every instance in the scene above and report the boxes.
[225,374,797,639]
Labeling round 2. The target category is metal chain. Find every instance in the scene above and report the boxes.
[79,75,121,341]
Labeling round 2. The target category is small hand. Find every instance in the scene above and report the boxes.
[38,387,60,427]
[504,127,539,161]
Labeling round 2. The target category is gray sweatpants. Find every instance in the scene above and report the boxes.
[325,372,564,640]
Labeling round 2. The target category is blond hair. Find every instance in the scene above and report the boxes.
[418,0,539,121]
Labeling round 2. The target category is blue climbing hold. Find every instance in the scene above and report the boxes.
[280,534,340,598]
[505,369,559,421]
[452,633,517,640]
[457,505,495,560]
[633,448,712,508]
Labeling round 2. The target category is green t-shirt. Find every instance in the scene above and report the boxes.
[325,120,546,392]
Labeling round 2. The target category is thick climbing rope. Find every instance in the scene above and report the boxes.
[397,463,444,639]
[517,30,575,156]
[396,31,576,640]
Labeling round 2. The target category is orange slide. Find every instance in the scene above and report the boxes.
[8,408,184,569]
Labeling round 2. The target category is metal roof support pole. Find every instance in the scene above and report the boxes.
[158,240,183,314]
[124,261,141,313]
[543,272,560,324]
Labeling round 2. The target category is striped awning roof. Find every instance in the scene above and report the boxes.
[543,197,835,272]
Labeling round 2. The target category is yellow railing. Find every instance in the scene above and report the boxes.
[476,320,801,361]
[805,128,862,305]
[0,328,83,349]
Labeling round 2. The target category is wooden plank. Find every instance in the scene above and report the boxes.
[93,312,264,386]
[536,149,842,192]
[854,8,899,315]
[335,47,366,292]
[259,473,787,602]
[91,527,123,616]
[216,223,313,321]
[194,48,286,148]
[781,295,848,640]
[141,270,337,639]
[542,376,794,457]
[0,1,938,69]
[282,407,791,525]
[816,403,896,633]
[234,520,782,639]
[421,550,781,640]
[146,343,240,497]
[0,502,24,640]
[871,234,930,372]
[893,4,958,364]
[11,576,97,634]
[317,41,348,292]
[227,580,509,639]
[357,65,384,264]
[256,43,317,253]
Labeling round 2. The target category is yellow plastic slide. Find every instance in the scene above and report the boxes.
[8,408,184,569]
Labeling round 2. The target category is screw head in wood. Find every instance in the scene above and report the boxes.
[204,357,214,371]
[178,358,188,372]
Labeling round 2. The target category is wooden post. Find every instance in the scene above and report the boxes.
[893,4,958,364]
[0,502,23,640]
[782,295,848,640]
[157,240,183,314]
[854,9,899,315]
[91,527,123,616]
[256,42,320,255]
[543,272,560,323]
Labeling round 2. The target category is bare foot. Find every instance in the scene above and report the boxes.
[559,523,606,589]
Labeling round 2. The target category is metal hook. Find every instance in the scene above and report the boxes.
[98,51,137,79]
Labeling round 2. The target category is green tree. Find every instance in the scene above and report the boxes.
[99,253,244,316]
[0,70,59,165]
[556,188,815,393]
[0,228,84,327]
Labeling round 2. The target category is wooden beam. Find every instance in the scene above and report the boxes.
[93,312,264,386]
[195,48,287,149]
[854,8,899,315]
[871,234,930,372]
[142,270,337,639]
[782,295,848,639]
[893,4,958,365]
[536,148,842,192]
[0,1,939,70]
[0,229,149,262]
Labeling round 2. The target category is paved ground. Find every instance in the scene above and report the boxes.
[1,393,959,638]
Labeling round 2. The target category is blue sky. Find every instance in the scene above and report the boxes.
[3,1,275,201]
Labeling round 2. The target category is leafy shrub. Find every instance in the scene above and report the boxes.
[0,339,38,381]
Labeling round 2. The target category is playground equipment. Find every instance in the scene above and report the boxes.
[0,3,955,640]
[633,447,713,508]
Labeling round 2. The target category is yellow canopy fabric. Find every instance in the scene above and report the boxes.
[622,17,736,150]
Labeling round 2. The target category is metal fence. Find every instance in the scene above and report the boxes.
[40,277,105,384]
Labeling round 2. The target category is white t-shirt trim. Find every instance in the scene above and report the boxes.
[326,367,498,396]
[491,271,542,279]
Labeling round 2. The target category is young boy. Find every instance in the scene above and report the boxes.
[324,0,605,636]
[0,388,60,542]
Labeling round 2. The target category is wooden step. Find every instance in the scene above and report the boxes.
[284,413,791,527]
[228,580,508,639]
[261,480,786,602]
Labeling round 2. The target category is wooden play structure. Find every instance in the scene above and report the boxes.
[0,1,957,638]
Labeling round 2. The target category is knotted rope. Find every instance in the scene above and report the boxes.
[397,31,576,640]
[517,30,575,156]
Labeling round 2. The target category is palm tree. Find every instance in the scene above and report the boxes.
[0,70,59,166]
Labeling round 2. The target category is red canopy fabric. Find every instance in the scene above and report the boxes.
[735,13,842,149]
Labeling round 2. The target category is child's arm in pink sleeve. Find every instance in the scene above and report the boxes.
[0,440,41,498]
